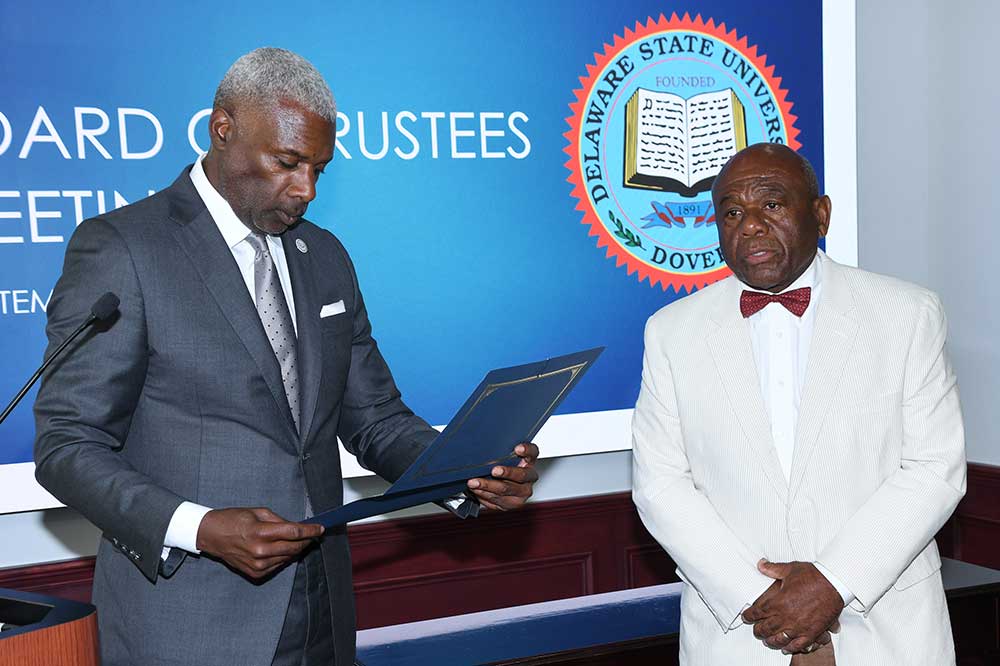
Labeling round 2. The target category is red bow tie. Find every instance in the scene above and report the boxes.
[740,287,811,318]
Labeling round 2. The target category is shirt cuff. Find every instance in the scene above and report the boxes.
[814,561,855,607]
[160,501,213,561]
[441,492,480,519]
[728,603,751,630]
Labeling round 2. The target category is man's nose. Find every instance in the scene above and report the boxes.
[287,169,317,203]
[740,208,768,235]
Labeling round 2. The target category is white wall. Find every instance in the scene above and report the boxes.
[856,0,999,465]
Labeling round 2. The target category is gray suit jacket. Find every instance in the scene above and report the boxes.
[33,168,438,666]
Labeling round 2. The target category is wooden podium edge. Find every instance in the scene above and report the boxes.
[0,606,99,666]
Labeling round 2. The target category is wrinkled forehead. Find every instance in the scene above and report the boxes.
[713,154,807,200]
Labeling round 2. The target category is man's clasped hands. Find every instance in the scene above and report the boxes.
[742,559,844,657]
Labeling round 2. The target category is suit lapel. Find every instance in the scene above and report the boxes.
[283,226,322,448]
[166,173,299,447]
[788,255,859,501]
[705,279,789,504]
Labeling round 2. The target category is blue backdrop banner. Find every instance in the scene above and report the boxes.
[0,1,829,509]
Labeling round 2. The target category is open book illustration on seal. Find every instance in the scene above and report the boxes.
[624,87,747,196]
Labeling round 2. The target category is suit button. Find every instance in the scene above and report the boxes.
[301,453,311,462]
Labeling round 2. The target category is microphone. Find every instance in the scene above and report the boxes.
[0,291,120,425]
[90,292,120,322]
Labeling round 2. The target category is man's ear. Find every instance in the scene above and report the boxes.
[814,194,832,238]
[207,107,234,151]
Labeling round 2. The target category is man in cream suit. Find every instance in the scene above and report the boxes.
[632,143,966,665]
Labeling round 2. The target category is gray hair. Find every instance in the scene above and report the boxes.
[213,47,337,123]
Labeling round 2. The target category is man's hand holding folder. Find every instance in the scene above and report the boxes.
[466,442,539,511]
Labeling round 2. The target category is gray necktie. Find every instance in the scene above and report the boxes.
[245,232,300,432]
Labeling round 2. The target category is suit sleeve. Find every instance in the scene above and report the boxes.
[817,293,966,611]
[34,219,185,582]
[632,317,773,631]
[334,246,439,483]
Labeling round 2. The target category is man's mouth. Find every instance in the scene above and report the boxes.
[743,248,779,266]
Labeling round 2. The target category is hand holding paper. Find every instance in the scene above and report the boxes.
[196,508,323,580]
[467,442,539,511]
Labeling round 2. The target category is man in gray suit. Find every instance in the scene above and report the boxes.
[33,47,539,666]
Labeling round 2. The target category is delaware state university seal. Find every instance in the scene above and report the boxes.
[564,13,801,292]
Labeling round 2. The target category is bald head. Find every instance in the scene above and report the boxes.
[711,143,831,293]
[713,143,819,201]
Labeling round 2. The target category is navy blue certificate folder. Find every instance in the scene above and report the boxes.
[306,346,604,529]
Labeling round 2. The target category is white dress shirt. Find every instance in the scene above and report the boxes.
[741,250,854,608]
[161,155,299,558]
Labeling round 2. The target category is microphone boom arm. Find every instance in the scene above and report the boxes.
[0,291,118,425]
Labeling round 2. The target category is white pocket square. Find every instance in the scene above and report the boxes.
[320,300,346,318]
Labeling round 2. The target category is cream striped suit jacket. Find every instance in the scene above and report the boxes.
[632,252,966,665]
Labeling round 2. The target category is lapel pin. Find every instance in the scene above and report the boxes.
[295,238,308,254]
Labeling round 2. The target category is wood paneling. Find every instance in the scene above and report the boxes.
[355,552,594,628]
[347,492,677,628]
[952,463,1000,569]
[0,558,94,604]
[624,544,677,589]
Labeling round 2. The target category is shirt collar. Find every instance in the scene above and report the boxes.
[189,153,254,250]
